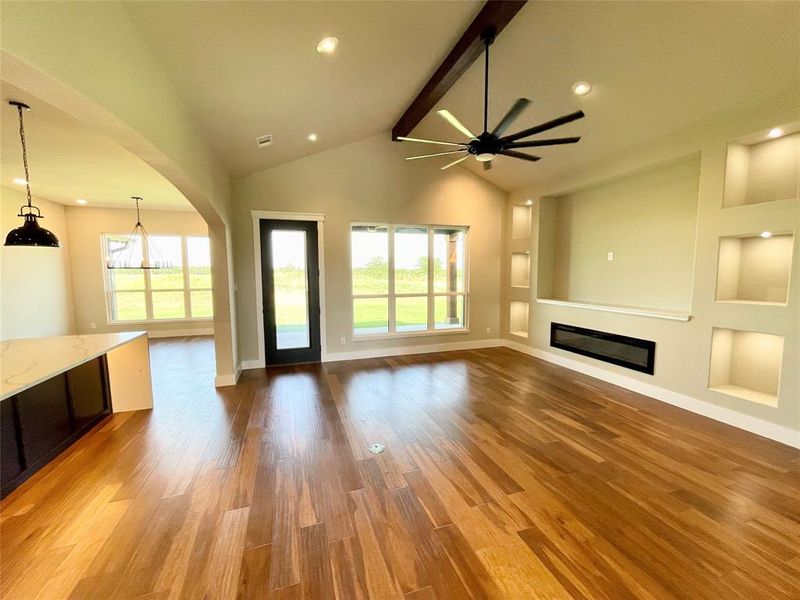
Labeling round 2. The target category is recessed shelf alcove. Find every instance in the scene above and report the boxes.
[708,328,784,406]
[716,233,794,304]
[512,204,532,240]
[536,155,699,315]
[509,301,529,338]
[723,132,800,208]
[511,252,531,288]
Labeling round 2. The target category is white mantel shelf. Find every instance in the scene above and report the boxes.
[1,331,147,401]
[536,298,692,322]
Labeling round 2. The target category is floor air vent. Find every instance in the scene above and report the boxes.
[550,322,656,375]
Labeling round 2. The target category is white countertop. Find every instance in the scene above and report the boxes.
[1,332,147,400]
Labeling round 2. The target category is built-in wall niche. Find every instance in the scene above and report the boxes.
[509,301,529,338]
[511,252,531,288]
[723,132,800,208]
[716,233,794,304]
[512,203,532,239]
[536,155,700,316]
[708,328,784,407]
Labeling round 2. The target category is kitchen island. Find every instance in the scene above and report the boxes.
[1,331,152,497]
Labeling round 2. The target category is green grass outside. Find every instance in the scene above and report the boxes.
[273,265,464,333]
[112,265,463,329]
[112,267,212,321]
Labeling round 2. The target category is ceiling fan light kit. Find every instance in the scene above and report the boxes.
[4,101,61,248]
[400,27,585,171]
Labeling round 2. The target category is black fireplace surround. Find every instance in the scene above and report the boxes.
[550,322,656,375]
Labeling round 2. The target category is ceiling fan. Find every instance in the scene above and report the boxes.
[399,28,585,171]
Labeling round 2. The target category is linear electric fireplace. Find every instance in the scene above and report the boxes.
[550,323,656,375]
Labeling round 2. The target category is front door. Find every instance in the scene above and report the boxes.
[260,219,321,365]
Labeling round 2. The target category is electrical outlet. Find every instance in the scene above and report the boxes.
[90,321,97,329]
[340,336,346,345]
[607,251,614,261]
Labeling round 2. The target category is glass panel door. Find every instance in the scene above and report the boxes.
[260,219,321,366]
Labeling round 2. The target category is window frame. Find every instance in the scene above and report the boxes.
[102,233,213,324]
[349,222,469,339]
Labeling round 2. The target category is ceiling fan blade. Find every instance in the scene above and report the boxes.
[441,155,469,171]
[437,110,476,139]
[397,136,466,147]
[498,150,541,162]
[491,98,531,137]
[405,150,466,161]
[505,136,581,149]
[483,161,492,171]
[500,110,585,143]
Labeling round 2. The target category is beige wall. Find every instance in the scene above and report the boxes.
[64,206,211,336]
[502,102,800,434]
[1,186,75,339]
[233,133,507,364]
[542,155,700,311]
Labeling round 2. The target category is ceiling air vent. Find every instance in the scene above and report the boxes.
[256,134,272,148]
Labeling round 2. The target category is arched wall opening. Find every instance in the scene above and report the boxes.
[1,51,238,384]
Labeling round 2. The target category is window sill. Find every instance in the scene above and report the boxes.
[352,328,470,342]
[108,318,214,326]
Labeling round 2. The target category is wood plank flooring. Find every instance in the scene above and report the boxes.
[2,336,799,599]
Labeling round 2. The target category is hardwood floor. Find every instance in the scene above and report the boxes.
[2,336,799,599]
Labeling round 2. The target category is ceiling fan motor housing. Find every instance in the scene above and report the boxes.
[468,132,503,161]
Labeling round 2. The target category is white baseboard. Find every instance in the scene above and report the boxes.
[148,327,214,339]
[238,338,504,370]
[214,363,241,388]
[503,340,800,449]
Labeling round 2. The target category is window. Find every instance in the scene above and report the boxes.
[351,224,468,336]
[103,234,213,322]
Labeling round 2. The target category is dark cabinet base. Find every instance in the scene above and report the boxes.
[1,356,111,498]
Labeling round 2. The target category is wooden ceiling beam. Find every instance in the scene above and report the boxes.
[391,0,528,140]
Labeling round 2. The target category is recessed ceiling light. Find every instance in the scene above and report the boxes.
[76,198,88,205]
[767,127,783,139]
[13,177,27,185]
[316,37,338,54]
[308,133,318,142]
[526,199,533,206]
[572,81,592,96]
[760,231,772,238]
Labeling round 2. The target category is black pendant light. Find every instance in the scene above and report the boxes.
[4,101,60,248]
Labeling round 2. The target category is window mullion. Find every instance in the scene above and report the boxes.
[427,227,434,331]
[464,228,470,329]
[143,236,154,320]
[388,225,396,333]
[181,236,191,318]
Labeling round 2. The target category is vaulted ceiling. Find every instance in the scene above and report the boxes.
[125,1,799,191]
[3,1,797,207]
[412,1,800,190]
[124,1,482,178]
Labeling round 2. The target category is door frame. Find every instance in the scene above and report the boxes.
[251,211,327,368]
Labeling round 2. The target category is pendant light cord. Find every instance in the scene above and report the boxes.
[16,105,33,210]
[133,196,143,226]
